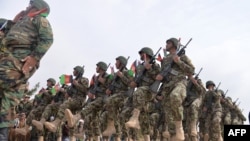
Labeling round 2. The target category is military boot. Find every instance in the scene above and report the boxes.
[102,119,116,137]
[65,109,81,128]
[204,133,209,141]
[38,136,44,141]
[32,118,46,131]
[125,108,140,129]
[175,121,185,141]
[143,135,150,141]
[44,118,61,132]
[0,127,9,141]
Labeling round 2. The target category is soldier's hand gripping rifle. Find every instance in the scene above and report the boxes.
[108,56,130,93]
[187,67,203,90]
[91,63,111,95]
[150,38,192,93]
[126,47,162,97]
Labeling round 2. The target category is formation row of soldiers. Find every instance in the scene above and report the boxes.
[12,38,246,141]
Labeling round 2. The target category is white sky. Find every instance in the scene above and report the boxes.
[1,0,250,123]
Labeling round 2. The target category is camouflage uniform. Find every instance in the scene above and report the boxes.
[0,1,53,136]
[28,87,54,123]
[202,82,223,141]
[65,61,111,140]
[159,38,194,140]
[103,56,133,138]
[125,47,161,141]
[16,95,33,116]
[119,97,139,140]
[183,78,205,141]
[44,66,89,135]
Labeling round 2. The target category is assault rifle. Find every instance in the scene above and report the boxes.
[233,98,239,105]
[0,21,7,31]
[91,63,111,95]
[222,89,228,98]
[108,56,130,93]
[126,47,162,97]
[187,67,203,90]
[150,38,193,93]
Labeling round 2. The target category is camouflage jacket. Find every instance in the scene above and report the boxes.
[16,100,32,115]
[161,54,194,87]
[109,68,134,94]
[203,90,222,112]
[68,76,89,98]
[2,14,53,61]
[184,79,206,106]
[90,72,111,97]
[135,62,161,87]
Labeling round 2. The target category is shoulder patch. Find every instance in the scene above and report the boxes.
[41,17,49,27]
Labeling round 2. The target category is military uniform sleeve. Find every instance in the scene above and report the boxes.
[31,16,53,61]
[120,70,134,85]
[74,77,89,93]
[176,55,195,75]
[147,63,161,79]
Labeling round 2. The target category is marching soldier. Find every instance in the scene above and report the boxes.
[125,47,161,141]
[156,38,195,140]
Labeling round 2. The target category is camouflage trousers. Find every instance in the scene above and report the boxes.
[0,54,35,128]
[80,96,104,136]
[26,106,46,126]
[161,81,186,135]
[119,105,139,140]
[84,112,94,139]
[41,103,61,121]
[149,112,160,140]
[105,92,126,136]
[57,96,86,120]
[205,110,222,141]
[183,98,201,137]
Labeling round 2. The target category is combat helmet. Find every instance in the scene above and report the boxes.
[138,47,154,57]
[96,61,108,71]
[30,0,50,16]
[74,66,84,74]
[205,80,215,89]
[47,78,56,86]
[116,56,127,66]
[166,38,179,48]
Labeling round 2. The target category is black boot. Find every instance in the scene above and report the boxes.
[0,127,9,141]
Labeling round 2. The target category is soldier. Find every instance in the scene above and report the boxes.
[0,0,53,139]
[64,61,111,141]
[31,84,67,140]
[102,56,133,140]
[125,47,161,141]
[44,66,89,140]
[16,95,33,117]
[202,81,223,141]
[15,78,56,140]
[155,38,195,140]
[183,76,206,141]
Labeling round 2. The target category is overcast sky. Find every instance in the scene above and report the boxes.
[1,0,250,123]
